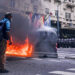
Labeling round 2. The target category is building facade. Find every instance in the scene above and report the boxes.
[41,0,75,29]
[0,0,75,28]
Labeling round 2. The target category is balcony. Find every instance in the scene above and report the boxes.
[66,2,75,8]
[54,0,61,3]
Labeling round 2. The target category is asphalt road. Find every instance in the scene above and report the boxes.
[0,48,75,75]
[57,48,75,59]
[0,57,75,75]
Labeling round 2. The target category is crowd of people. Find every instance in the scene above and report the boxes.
[57,29,75,48]
[57,38,75,48]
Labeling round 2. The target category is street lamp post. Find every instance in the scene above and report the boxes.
[57,4,60,38]
[56,1,64,38]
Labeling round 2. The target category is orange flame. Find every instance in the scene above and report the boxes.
[6,38,33,57]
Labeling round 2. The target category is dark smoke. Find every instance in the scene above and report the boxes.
[0,1,42,45]
[11,13,34,44]
[0,5,34,44]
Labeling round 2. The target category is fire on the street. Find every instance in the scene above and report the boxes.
[6,38,33,57]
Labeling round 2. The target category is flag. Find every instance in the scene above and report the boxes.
[44,15,51,26]
[39,16,44,27]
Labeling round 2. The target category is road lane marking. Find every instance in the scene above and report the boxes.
[48,60,61,62]
[32,58,43,60]
[67,68,75,71]
[36,74,41,75]
[49,71,75,75]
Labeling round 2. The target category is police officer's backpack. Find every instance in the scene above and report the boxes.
[0,21,6,41]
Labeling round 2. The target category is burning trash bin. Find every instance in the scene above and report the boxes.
[31,26,58,58]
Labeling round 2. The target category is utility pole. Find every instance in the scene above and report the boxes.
[56,1,64,38]
[56,4,60,38]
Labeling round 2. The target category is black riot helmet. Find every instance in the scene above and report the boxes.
[5,12,12,18]
[5,12,12,21]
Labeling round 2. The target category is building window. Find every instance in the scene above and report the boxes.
[33,8,37,13]
[33,5,38,13]
[49,0,51,2]
[31,0,34,3]
[68,0,74,3]
[72,0,74,3]
[10,0,15,8]
[64,0,67,2]
[44,0,51,2]
[45,8,49,14]
[65,13,71,21]
[24,4,29,11]
[69,0,71,2]
[55,10,57,16]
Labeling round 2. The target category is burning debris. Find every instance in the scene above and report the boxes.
[6,37,33,57]
[0,6,58,58]
[5,12,34,57]
[5,12,58,58]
